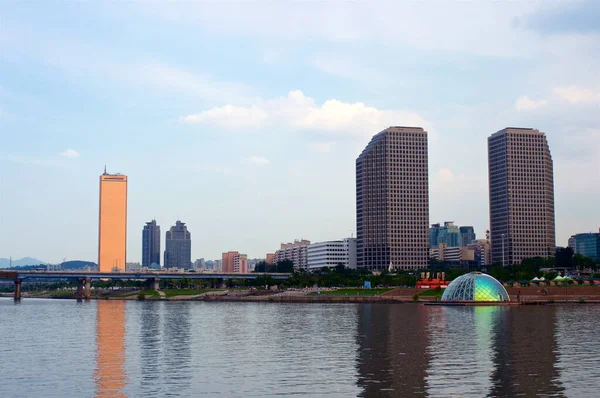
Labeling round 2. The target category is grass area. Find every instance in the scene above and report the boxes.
[115,289,160,298]
[418,288,444,297]
[134,290,161,298]
[47,290,79,297]
[307,288,392,297]
[163,289,216,297]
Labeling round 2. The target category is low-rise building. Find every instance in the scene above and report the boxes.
[430,243,474,263]
[126,262,141,272]
[307,238,357,271]
[467,239,491,266]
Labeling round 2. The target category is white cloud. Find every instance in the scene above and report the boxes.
[515,96,548,111]
[181,90,432,138]
[309,142,335,153]
[195,164,235,176]
[1,24,253,104]
[436,168,458,183]
[245,156,270,166]
[182,105,268,128]
[554,86,600,104]
[59,149,80,158]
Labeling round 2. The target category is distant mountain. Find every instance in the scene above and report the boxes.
[0,257,47,268]
[4,260,97,271]
[60,260,98,270]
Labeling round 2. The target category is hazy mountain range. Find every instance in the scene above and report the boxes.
[0,257,47,268]
[0,258,98,270]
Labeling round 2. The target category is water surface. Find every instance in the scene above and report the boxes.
[1,299,598,397]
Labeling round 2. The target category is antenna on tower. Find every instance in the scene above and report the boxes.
[104,165,107,174]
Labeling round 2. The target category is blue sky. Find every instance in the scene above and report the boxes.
[1,1,599,263]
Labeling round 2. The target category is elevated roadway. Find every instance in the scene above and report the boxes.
[0,270,291,300]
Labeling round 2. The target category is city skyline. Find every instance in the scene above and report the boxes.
[1,2,599,263]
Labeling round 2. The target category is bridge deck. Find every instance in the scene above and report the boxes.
[0,271,291,281]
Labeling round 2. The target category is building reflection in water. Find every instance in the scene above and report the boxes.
[426,306,564,397]
[490,306,564,397]
[94,300,126,398]
[357,305,565,398]
[138,301,163,396]
[160,302,192,392]
[356,304,430,397]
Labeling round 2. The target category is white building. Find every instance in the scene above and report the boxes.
[307,238,357,271]
[126,262,141,271]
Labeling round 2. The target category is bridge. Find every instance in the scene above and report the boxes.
[0,270,292,300]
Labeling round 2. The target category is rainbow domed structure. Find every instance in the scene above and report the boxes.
[441,272,509,302]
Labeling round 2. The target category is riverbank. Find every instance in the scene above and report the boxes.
[5,288,600,304]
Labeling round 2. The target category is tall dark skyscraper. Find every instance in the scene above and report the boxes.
[356,126,429,270]
[164,220,192,269]
[142,220,161,268]
[488,127,555,265]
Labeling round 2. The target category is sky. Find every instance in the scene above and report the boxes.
[1,1,599,264]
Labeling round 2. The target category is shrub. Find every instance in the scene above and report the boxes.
[137,292,146,300]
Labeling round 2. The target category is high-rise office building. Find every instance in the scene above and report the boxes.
[142,220,161,268]
[430,222,474,247]
[459,226,476,246]
[356,126,429,270]
[98,169,127,272]
[488,127,555,265]
[568,232,600,261]
[164,220,192,269]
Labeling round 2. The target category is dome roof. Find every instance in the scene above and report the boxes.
[441,272,510,302]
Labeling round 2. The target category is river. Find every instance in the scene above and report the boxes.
[0,298,598,397]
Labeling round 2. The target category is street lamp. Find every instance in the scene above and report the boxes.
[501,233,506,267]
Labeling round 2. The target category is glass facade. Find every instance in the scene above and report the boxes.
[570,233,600,261]
[442,272,510,302]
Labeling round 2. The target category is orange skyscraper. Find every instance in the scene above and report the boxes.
[98,168,128,272]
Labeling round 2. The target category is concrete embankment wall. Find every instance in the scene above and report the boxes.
[203,295,407,303]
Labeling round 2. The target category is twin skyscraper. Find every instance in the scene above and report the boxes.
[355,126,555,271]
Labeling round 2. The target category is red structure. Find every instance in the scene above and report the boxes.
[416,271,449,289]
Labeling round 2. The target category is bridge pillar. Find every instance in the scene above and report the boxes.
[14,279,22,301]
[84,278,92,300]
[219,279,227,289]
[149,278,160,291]
[77,278,85,299]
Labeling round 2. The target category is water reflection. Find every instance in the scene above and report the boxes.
[138,301,163,396]
[356,304,430,397]
[7,298,600,397]
[95,300,126,397]
[161,302,192,393]
[356,305,566,398]
[491,307,563,397]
